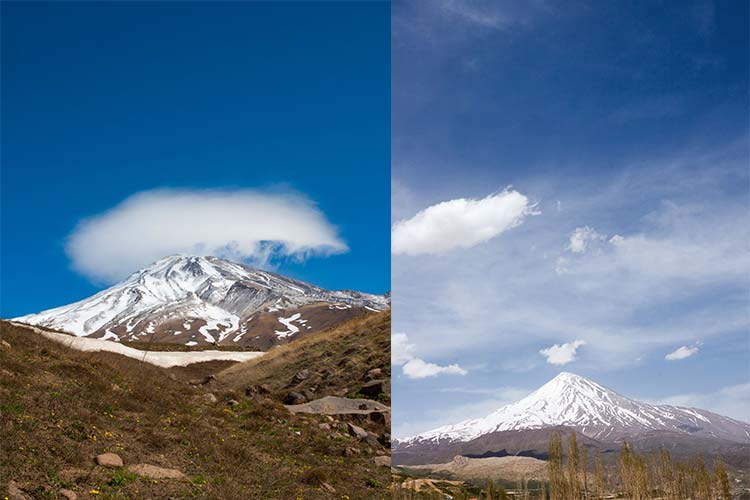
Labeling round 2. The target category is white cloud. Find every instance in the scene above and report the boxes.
[66,189,348,283]
[665,344,700,361]
[392,189,537,255]
[403,358,468,379]
[393,332,467,379]
[539,340,586,365]
[649,383,750,423]
[567,226,604,253]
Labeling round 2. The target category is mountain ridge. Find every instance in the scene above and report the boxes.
[13,254,389,349]
[394,372,750,465]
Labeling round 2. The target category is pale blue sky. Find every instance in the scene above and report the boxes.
[391,0,749,438]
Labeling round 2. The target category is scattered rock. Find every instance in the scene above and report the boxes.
[7,480,31,500]
[1,340,12,352]
[373,456,391,467]
[364,367,382,381]
[0,368,14,378]
[379,432,391,447]
[292,369,310,384]
[199,393,218,404]
[189,374,216,386]
[365,432,381,448]
[59,489,77,500]
[284,395,389,415]
[127,463,186,479]
[258,383,272,394]
[226,399,240,407]
[111,384,121,392]
[359,379,386,398]
[284,391,307,405]
[318,423,331,431]
[342,446,360,457]
[303,388,315,401]
[320,481,336,493]
[245,383,272,396]
[347,423,368,440]
[95,452,123,468]
[368,411,387,425]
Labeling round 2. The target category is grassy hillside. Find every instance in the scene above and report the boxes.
[0,318,390,500]
[219,312,391,404]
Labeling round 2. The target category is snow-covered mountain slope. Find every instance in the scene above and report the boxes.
[400,372,750,446]
[13,255,388,348]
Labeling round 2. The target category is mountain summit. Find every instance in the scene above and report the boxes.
[14,255,388,349]
[395,372,750,465]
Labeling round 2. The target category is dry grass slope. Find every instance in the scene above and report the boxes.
[219,311,391,404]
[0,318,390,500]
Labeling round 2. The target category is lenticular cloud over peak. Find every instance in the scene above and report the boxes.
[66,189,348,283]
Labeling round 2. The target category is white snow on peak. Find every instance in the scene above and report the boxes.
[13,254,389,344]
[401,372,750,445]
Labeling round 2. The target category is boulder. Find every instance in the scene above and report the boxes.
[364,367,382,381]
[284,395,389,415]
[59,489,77,500]
[95,452,123,468]
[283,391,307,405]
[1,340,12,352]
[342,446,360,457]
[359,379,386,398]
[347,423,368,440]
[198,393,218,404]
[373,456,391,467]
[245,383,272,396]
[127,463,186,479]
[292,369,310,384]
[365,432,381,448]
[7,481,31,500]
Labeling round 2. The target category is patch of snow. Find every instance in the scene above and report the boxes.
[274,313,302,338]
[15,322,263,368]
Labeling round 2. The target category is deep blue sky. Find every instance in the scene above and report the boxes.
[1,1,390,317]
[392,0,749,437]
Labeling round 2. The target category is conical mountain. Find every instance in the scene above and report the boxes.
[400,372,750,445]
[14,255,388,349]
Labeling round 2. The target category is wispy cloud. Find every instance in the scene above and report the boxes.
[392,141,750,378]
[392,189,537,255]
[648,383,750,423]
[665,344,700,361]
[567,226,605,254]
[393,333,467,379]
[66,189,347,283]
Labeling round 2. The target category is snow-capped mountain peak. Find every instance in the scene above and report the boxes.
[14,255,389,348]
[400,372,750,445]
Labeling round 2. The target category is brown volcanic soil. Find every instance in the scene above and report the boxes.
[0,319,390,500]
[98,303,375,350]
